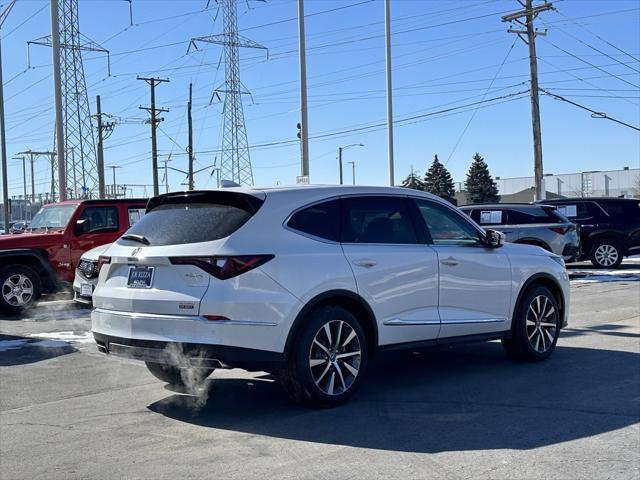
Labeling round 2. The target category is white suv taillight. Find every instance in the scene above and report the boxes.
[169,255,274,280]
[97,256,111,273]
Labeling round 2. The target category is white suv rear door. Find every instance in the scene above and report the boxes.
[340,196,441,346]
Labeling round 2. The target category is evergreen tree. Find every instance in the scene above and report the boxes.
[423,154,457,205]
[464,152,500,204]
[401,166,424,191]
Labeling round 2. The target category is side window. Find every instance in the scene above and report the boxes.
[342,196,418,244]
[477,209,505,225]
[556,203,589,219]
[415,200,480,246]
[127,208,145,227]
[287,200,340,242]
[79,207,119,233]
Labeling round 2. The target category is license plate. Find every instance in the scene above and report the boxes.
[127,266,154,289]
[80,283,93,296]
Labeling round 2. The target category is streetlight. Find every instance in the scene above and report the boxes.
[338,143,364,185]
[347,161,356,185]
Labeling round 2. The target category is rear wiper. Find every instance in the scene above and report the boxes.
[121,234,150,245]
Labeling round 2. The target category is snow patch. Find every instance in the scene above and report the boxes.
[28,331,94,343]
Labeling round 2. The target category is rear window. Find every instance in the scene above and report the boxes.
[288,200,340,241]
[123,203,254,245]
[507,207,560,225]
[599,200,640,219]
[342,196,418,244]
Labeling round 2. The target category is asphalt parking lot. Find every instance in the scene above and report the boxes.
[1,262,639,480]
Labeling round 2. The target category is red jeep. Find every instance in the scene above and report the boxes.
[0,198,147,314]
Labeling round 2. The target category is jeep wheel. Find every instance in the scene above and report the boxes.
[0,265,41,314]
[590,239,623,269]
[279,305,368,408]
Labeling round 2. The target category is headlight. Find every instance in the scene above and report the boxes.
[550,255,565,268]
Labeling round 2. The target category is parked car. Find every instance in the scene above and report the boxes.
[540,197,640,268]
[73,243,113,306]
[9,220,29,234]
[92,186,569,407]
[0,199,147,314]
[460,203,580,260]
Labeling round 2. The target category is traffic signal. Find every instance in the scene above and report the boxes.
[296,122,301,139]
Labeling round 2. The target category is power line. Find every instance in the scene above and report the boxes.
[445,37,518,164]
[542,38,640,89]
[540,88,639,131]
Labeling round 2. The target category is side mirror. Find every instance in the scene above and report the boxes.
[483,229,504,248]
[75,219,90,235]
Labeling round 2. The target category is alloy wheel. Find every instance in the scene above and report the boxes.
[594,244,618,267]
[526,295,558,353]
[308,320,362,396]
[2,274,34,307]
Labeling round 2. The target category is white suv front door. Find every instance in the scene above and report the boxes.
[412,199,512,338]
[340,196,441,346]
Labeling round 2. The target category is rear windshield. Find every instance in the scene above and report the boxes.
[122,203,254,245]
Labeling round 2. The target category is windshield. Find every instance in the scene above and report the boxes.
[28,205,77,230]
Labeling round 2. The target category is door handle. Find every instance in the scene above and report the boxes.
[353,259,377,268]
[440,256,459,266]
[501,230,513,234]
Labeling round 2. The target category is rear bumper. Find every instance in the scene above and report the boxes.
[93,332,286,371]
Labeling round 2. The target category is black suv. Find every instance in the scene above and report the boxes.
[541,198,640,268]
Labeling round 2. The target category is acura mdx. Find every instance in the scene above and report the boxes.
[92,186,570,407]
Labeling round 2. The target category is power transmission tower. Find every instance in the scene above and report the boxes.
[137,77,169,197]
[502,0,553,201]
[28,0,110,201]
[190,0,267,186]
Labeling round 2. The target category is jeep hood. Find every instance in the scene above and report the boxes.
[0,230,65,250]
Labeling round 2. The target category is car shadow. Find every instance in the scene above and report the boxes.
[147,343,640,453]
[562,323,640,339]
[0,333,77,366]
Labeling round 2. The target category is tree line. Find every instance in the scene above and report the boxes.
[401,153,500,205]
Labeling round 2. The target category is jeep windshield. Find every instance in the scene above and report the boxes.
[28,205,77,231]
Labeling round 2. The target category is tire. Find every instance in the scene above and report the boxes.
[145,362,213,387]
[279,305,368,408]
[502,285,561,362]
[589,238,623,269]
[0,264,41,315]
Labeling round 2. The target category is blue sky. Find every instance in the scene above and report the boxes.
[1,0,639,198]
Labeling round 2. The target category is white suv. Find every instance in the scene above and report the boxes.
[92,186,569,407]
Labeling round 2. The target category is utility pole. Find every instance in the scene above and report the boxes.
[50,0,66,201]
[96,95,106,198]
[297,0,310,180]
[1,1,16,232]
[502,0,553,201]
[19,150,58,203]
[348,161,356,185]
[384,0,394,186]
[107,165,121,198]
[187,83,194,190]
[137,76,169,197]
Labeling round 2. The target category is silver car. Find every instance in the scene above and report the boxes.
[460,204,580,260]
